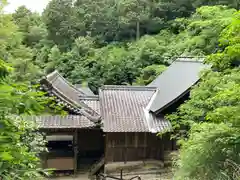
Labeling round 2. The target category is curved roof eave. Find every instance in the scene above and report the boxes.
[40,70,101,123]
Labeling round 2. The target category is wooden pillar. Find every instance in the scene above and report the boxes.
[43,152,48,169]
[143,132,147,159]
[105,133,108,164]
[161,134,165,161]
[112,134,115,162]
[74,129,78,176]
[134,133,138,148]
[124,133,127,163]
[43,134,48,169]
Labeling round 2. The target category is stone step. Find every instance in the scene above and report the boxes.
[164,161,173,167]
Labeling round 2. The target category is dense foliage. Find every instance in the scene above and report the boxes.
[0,0,239,179]
[7,0,239,91]
[0,2,60,179]
[0,64,62,179]
[0,64,63,179]
[27,5,237,92]
[0,61,45,179]
[42,0,239,48]
[168,11,240,180]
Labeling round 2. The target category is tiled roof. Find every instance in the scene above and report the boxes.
[144,90,172,133]
[79,95,100,114]
[75,84,95,96]
[29,115,96,129]
[148,57,207,113]
[40,71,101,122]
[147,113,171,133]
[99,86,171,133]
[43,71,86,101]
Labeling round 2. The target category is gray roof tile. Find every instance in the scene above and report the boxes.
[75,84,95,96]
[79,95,100,114]
[146,112,172,133]
[29,115,96,129]
[148,57,208,113]
[99,86,171,132]
[40,71,101,122]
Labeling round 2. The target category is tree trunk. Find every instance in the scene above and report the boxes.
[136,21,140,40]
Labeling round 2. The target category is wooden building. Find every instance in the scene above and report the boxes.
[36,71,103,174]
[33,57,206,175]
[99,86,172,163]
[32,115,104,173]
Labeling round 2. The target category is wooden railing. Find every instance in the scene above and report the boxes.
[89,156,105,178]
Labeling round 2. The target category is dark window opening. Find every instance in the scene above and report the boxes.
[47,140,73,151]
[47,140,74,157]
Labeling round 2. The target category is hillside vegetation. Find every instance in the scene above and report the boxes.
[0,0,239,179]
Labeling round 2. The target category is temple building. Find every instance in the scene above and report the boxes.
[31,57,207,176]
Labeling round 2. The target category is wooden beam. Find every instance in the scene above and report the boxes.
[74,129,78,176]
[43,130,75,135]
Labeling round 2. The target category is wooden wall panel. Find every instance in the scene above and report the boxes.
[78,129,104,151]
[105,132,165,162]
[47,158,74,170]
[114,148,124,162]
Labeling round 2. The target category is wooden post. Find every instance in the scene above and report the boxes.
[135,133,138,148]
[105,133,108,164]
[143,132,147,159]
[43,152,48,169]
[124,133,127,164]
[120,169,123,180]
[74,129,78,176]
[112,133,115,162]
[43,134,48,169]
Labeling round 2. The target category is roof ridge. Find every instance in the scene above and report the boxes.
[41,71,101,120]
[45,70,59,83]
[173,57,205,63]
[176,56,206,58]
[79,95,99,101]
[32,115,82,118]
[101,85,157,91]
[45,70,86,95]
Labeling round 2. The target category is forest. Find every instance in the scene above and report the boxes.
[0,0,239,179]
